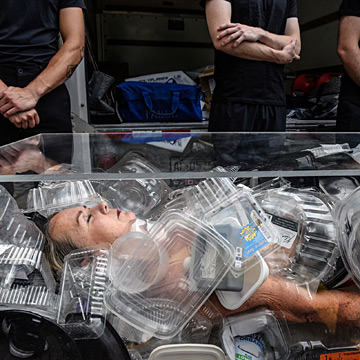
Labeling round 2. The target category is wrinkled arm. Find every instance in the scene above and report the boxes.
[338,15,360,86]
[0,7,85,117]
[208,276,360,329]
[205,0,299,64]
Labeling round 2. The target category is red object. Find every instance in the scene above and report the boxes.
[315,72,343,88]
[292,74,319,95]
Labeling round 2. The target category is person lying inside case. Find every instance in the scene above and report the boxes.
[42,201,360,331]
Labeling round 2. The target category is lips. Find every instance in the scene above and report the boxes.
[117,209,121,218]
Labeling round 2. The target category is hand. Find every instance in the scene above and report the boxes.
[217,23,264,47]
[7,109,40,129]
[0,142,45,174]
[0,86,39,116]
[276,39,300,64]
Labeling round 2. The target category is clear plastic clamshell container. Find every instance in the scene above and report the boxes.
[104,210,234,340]
[96,151,171,219]
[26,180,105,216]
[254,187,339,296]
[220,308,291,360]
[57,246,110,339]
[334,187,360,289]
[155,166,239,220]
[0,185,56,316]
[201,188,282,279]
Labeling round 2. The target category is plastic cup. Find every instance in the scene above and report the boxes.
[109,231,169,294]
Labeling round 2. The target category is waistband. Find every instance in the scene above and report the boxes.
[0,63,46,77]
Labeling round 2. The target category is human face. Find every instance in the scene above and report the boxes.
[49,202,137,247]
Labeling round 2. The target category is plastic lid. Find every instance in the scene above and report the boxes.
[104,210,234,339]
[149,344,226,360]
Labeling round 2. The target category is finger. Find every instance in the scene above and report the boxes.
[21,119,29,129]
[34,112,40,125]
[28,117,36,128]
[217,27,237,40]
[217,23,237,31]
[5,107,20,117]
[0,103,13,115]
[233,34,246,47]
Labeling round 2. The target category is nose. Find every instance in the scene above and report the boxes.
[93,201,109,215]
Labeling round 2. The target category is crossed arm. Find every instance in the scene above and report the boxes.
[205,0,301,64]
[0,7,85,129]
[338,15,360,87]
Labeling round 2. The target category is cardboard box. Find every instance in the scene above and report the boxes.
[199,68,215,111]
[126,71,196,85]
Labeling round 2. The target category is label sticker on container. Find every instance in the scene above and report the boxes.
[239,212,269,259]
[267,214,298,249]
[320,350,360,359]
[234,334,266,360]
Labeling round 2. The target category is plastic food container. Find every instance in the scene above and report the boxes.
[149,344,226,360]
[334,187,360,289]
[255,187,339,296]
[0,185,56,316]
[216,253,269,310]
[97,151,171,219]
[151,166,239,221]
[104,210,234,339]
[26,180,104,216]
[220,308,290,360]
[202,189,282,280]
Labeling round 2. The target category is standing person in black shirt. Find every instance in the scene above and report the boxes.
[0,1,86,146]
[337,0,360,132]
[205,0,301,132]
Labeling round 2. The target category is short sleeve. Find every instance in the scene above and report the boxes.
[199,0,231,9]
[339,0,360,18]
[288,0,298,18]
[59,0,86,10]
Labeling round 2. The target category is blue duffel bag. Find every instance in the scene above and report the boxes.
[116,81,203,122]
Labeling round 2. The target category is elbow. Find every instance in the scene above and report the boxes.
[212,38,223,52]
[337,46,346,62]
[66,39,85,64]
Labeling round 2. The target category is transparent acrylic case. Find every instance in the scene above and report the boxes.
[104,210,234,339]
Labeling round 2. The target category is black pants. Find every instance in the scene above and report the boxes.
[208,102,286,132]
[336,97,360,132]
[0,64,72,146]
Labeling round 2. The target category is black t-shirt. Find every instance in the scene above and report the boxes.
[339,0,360,106]
[0,0,86,66]
[212,0,298,106]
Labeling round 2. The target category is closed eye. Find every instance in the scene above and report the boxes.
[87,214,92,223]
